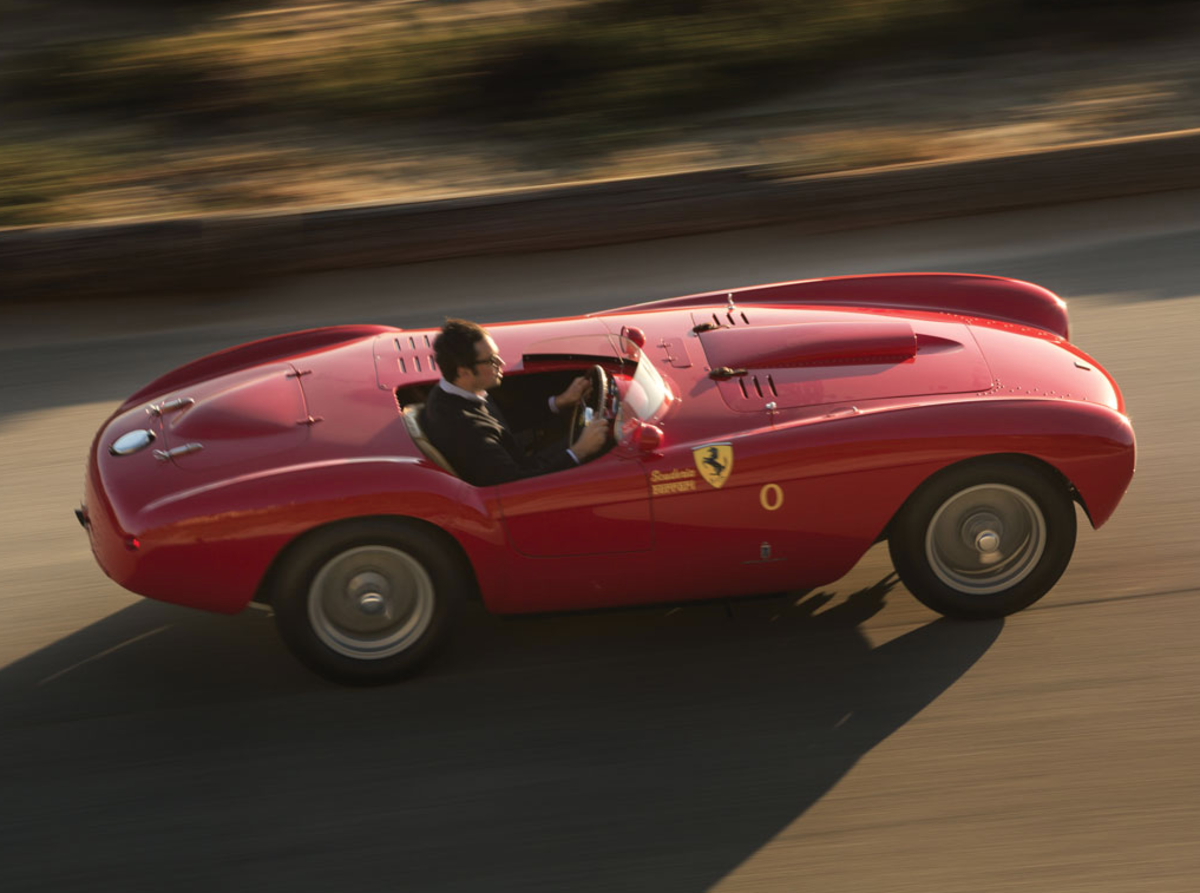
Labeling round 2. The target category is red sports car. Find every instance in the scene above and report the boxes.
[79,273,1135,684]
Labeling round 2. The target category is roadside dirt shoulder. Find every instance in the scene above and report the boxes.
[4,128,1200,301]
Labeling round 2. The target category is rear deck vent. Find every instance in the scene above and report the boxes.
[767,374,778,396]
[752,376,764,398]
[738,378,748,399]
[392,335,439,377]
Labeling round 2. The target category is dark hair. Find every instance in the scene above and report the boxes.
[433,318,487,381]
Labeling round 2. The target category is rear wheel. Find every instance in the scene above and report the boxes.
[271,519,468,684]
[888,460,1076,619]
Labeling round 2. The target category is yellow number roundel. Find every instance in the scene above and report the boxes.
[760,484,784,511]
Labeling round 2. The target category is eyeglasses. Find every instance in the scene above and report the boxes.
[474,353,504,368]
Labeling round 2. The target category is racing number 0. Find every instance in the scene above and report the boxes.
[760,483,784,511]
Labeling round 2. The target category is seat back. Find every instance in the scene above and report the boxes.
[402,405,459,477]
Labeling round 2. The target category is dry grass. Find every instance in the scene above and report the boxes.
[2,0,1199,226]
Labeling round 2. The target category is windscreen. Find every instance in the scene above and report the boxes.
[616,342,671,433]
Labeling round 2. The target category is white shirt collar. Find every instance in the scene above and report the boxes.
[439,378,487,404]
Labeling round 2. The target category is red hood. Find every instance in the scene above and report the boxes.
[967,320,1123,413]
[690,309,993,413]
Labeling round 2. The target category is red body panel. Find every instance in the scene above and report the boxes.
[481,400,1133,614]
[119,325,396,412]
[609,273,1070,339]
[82,274,1133,618]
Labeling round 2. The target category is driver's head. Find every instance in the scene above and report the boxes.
[434,318,505,392]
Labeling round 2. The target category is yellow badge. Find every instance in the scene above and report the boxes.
[693,443,734,489]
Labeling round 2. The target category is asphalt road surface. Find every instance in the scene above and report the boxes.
[2,191,1199,893]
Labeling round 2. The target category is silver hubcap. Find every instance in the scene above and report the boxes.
[308,545,435,660]
[925,484,1047,595]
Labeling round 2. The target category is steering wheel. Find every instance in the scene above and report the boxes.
[570,365,609,437]
[569,365,621,462]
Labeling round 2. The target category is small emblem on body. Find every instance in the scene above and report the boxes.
[693,443,734,489]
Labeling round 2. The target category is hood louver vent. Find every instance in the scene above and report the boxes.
[695,317,993,412]
[694,309,752,333]
[733,375,779,401]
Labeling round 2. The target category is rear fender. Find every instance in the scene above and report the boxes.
[254,514,482,607]
[119,325,397,411]
[126,459,504,614]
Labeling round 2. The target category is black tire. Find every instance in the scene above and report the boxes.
[888,459,1076,619]
[271,519,469,685]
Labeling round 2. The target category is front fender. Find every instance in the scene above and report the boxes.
[808,399,1135,530]
[607,274,1070,339]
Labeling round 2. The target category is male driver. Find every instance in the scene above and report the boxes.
[421,319,610,486]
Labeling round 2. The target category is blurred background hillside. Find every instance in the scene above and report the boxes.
[2,0,1199,227]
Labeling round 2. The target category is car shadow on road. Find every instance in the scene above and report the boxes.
[0,577,1001,893]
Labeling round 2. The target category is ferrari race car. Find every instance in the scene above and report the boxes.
[79,273,1135,684]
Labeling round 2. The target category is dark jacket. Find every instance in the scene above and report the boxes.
[420,383,576,487]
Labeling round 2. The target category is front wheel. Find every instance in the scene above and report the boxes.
[888,460,1076,619]
[271,520,468,684]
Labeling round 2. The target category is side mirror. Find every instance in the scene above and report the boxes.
[620,325,646,349]
[635,422,663,452]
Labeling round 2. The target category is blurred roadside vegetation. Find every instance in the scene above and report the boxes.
[2,0,1198,225]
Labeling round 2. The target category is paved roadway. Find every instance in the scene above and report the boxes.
[2,191,1199,892]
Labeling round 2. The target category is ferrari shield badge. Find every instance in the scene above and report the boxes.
[693,443,734,489]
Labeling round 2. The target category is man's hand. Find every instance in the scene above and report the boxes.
[555,376,592,410]
[571,418,610,460]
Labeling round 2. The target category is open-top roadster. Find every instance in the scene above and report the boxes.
[80,273,1135,683]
